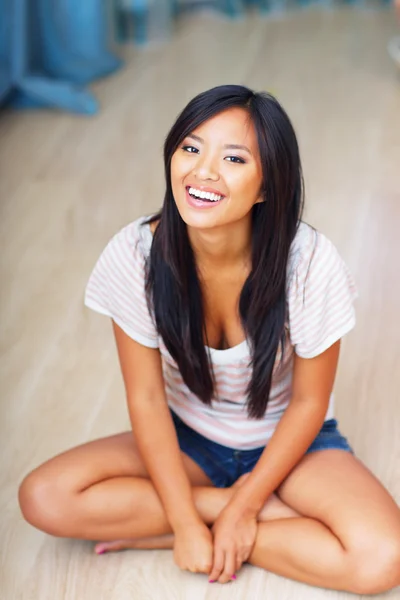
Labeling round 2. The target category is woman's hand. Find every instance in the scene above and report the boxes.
[173,520,214,575]
[208,505,258,583]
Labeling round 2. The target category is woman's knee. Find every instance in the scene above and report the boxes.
[18,467,72,536]
[348,535,400,594]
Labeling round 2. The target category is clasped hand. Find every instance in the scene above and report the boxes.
[209,505,257,583]
[173,506,257,584]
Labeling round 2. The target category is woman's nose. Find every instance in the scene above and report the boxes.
[193,155,219,181]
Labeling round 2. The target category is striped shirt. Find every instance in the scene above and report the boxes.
[84,215,357,450]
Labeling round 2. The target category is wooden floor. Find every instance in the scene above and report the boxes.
[1,6,399,599]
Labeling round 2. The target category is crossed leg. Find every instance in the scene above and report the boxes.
[18,431,297,545]
[19,432,400,594]
[252,449,400,594]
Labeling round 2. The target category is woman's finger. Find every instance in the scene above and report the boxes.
[208,548,225,583]
[218,548,237,584]
[235,554,243,573]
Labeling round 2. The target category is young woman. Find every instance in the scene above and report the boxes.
[19,85,400,592]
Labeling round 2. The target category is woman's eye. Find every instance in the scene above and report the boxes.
[182,145,198,154]
[225,156,246,164]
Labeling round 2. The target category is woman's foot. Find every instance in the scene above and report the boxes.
[95,534,175,554]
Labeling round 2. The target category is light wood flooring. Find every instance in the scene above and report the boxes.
[1,5,399,599]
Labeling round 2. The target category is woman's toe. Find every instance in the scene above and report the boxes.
[94,540,128,554]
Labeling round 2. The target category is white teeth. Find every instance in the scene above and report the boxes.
[188,187,223,202]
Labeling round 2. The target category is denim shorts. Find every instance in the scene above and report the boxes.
[171,410,354,488]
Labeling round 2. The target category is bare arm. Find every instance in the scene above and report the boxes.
[112,321,201,532]
[209,340,342,583]
[229,340,341,515]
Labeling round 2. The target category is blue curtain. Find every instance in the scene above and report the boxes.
[0,0,122,114]
[0,0,13,102]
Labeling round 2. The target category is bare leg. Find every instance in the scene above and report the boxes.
[92,519,378,592]
[19,436,400,593]
[93,475,299,554]
[16,448,370,593]
[34,470,393,593]
[113,513,366,591]
[92,456,400,594]
[19,435,298,552]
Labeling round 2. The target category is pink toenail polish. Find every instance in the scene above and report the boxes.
[96,549,105,555]
[231,574,237,580]
[209,580,216,583]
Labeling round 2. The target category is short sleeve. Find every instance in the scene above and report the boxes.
[84,220,158,348]
[287,228,358,358]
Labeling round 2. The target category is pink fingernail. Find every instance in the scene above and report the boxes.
[95,548,105,555]
[209,580,216,583]
[231,574,237,580]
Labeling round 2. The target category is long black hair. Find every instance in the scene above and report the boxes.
[144,85,304,419]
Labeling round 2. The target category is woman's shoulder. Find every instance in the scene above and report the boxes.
[287,221,339,281]
[286,222,357,358]
[108,214,155,261]
[84,214,159,347]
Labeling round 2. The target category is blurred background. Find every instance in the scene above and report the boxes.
[1,1,399,599]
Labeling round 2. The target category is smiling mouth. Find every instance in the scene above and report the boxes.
[186,186,225,203]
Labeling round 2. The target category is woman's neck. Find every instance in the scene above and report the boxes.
[187,217,252,272]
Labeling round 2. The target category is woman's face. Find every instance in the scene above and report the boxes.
[170,107,264,231]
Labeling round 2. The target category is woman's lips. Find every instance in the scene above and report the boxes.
[185,187,225,209]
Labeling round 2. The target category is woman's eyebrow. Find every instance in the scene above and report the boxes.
[224,143,252,156]
[188,133,203,143]
[187,134,252,156]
